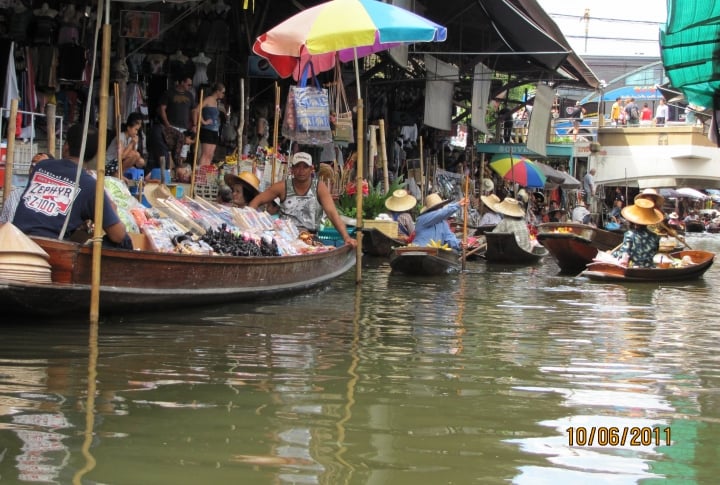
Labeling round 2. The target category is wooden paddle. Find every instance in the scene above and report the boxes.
[661,222,692,249]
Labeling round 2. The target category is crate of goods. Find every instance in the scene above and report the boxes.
[318,226,356,247]
[195,183,219,201]
[363,219,398,238]
[11,142,38,174]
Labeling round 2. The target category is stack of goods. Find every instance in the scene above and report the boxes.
[0,223,52,284]
[128,193,338,256]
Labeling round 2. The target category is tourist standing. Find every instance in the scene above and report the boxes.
[199,83,225,167]
[655,99,668,126]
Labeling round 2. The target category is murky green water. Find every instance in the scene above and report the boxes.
[2,235,720,484]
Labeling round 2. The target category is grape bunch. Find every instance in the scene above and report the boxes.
[201,225,279,257]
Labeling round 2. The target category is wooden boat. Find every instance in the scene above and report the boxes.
[389,246,459,275]
[684,220,705,233]
[581,249,714,282]
[484,232,549,264]
[0,237,356,316]
[361,227,407,257]
[536,222,623,274]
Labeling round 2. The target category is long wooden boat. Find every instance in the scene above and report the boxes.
[484,232,548,264]
[0,237,356,316]
[361,227,406,257]
[536,222,623,274]
[581,249,714,282]
[389,246,459,275]
[684,220,705,233]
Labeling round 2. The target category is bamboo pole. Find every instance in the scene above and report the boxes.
[46,103,56,158]
[378,119,389,194]
[89,7,111,324]
[419,136,425,204]
[271,82,280,183]
[462,174,470,271]
[2,99,18,203]
[189,90,204,198]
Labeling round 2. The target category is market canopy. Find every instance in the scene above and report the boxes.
[661,1,720,108]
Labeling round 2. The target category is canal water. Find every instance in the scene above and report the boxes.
[2,234,720,484]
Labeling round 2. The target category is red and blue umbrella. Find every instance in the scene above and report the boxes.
[489,154,547,188]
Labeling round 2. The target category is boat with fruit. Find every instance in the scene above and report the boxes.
[581,249,715,282]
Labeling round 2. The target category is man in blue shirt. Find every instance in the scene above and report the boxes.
[413,193,468,250]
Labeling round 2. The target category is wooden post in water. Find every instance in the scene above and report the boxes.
[419,136,425,204]
[271,82,280,183]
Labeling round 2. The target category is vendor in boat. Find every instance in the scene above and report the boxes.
[492,197,532,252]
[571,200,591,224]
[248,152,357,247]
[611,198,663,268]
[412,193,467,250]
[479,193,503,226]
[224,171,260,208]
[12,124,132,249]
[384,189,417,240]
[547,208,567,223]
[0,152,53,224]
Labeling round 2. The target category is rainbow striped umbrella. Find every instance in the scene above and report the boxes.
[489,154,547,189]
[252,0,447,79]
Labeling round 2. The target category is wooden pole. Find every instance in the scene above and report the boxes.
[419,136,425,204]
[355,97,364,283]
[46,103,57,158]
[378,119,389,194]
[114,83,122,169]
[189,90,204,198]
[89,9,111,324]
[2,99,18,203]
[271,82,280,183]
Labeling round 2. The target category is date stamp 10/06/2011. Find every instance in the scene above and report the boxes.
[566,427,671,447]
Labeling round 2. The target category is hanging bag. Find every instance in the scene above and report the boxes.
[332,62,354,144]
[282,62,332,144]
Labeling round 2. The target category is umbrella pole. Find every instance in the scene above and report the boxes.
[379,119,389,194]
[354,49,363,283]
[271,82,280,183]
[2,99,18,204]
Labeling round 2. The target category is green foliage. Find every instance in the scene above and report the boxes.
[337,176,407,220]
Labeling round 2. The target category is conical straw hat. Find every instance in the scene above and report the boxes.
[0,223,50,259]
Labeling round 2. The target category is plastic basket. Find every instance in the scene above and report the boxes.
[318,226,356,247]
[11,142,37,174]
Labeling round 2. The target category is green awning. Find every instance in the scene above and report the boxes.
[661,1,720,108]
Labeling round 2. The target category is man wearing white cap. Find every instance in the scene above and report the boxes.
[249,152,357,247]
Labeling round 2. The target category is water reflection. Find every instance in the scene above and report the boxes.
[0,235,719,483]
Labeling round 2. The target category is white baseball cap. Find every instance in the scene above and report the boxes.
[291,152,312,166]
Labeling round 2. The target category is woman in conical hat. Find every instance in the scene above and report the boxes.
[384,189,417,238]
[491,197,532,252]
[611,198,663,268]
[412,193,468,250]
[224,171,260,208]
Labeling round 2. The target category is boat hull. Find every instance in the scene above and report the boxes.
[536,222,623,273]
[0,238,356,316]
[389,246,459,276]
[361,228,406,257]
[484,232,548,264]
[581,250,714,282]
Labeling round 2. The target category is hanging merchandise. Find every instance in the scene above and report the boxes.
[331,61,354,144]
[282,62,332,145]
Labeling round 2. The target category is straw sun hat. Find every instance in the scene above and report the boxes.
[224,171,260,198]
[481,178,494,193]
[421,193,451,213]
[480,193,501,212]
[621,198,664,226]
[494,197,526,218]
[385,189,417,212]
[634,188,665,209]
